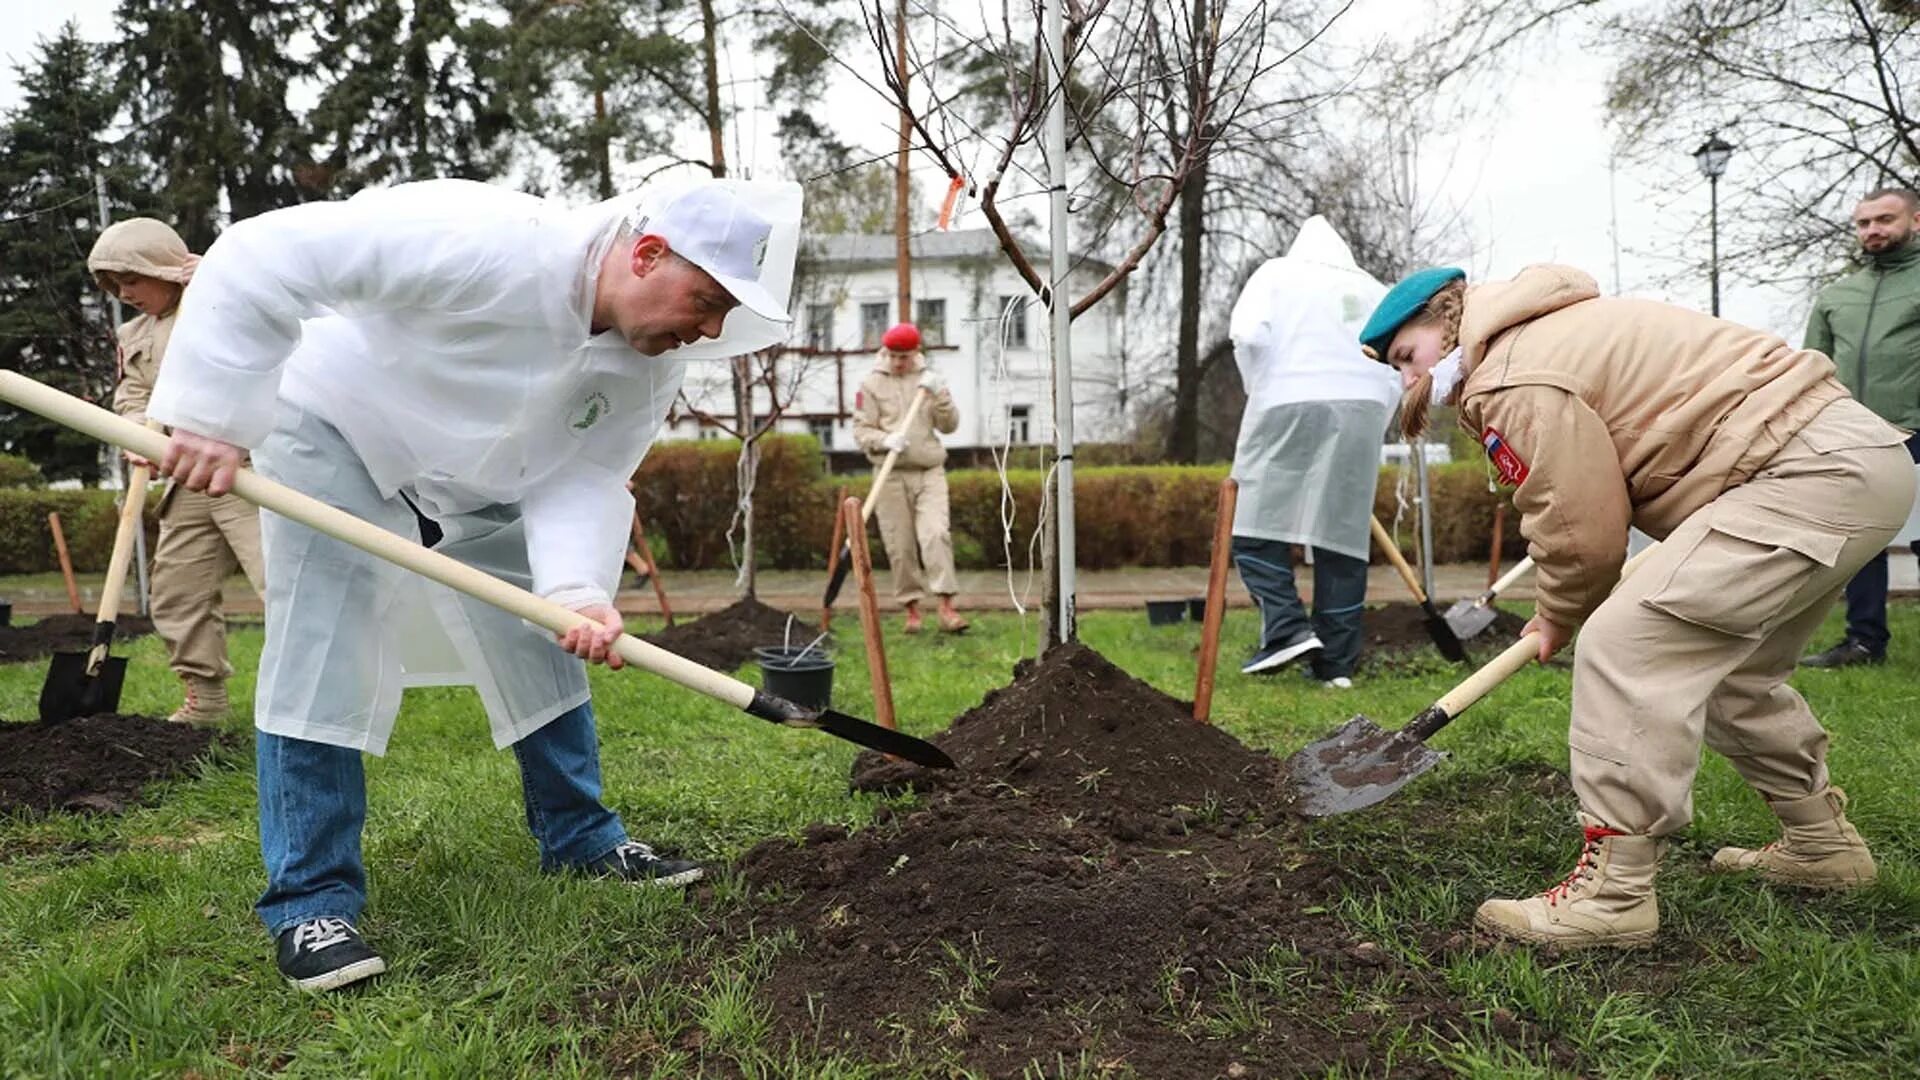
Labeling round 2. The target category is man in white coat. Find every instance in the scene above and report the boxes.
[1227,216,1398,684]
[150,177,800,992]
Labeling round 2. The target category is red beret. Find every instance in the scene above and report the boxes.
[881,323,921,351]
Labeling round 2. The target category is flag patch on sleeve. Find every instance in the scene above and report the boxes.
[1482,427,1529,486]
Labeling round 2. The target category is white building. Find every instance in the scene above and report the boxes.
[662,229,1131,454]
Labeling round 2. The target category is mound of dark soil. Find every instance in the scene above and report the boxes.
[636,644,1559,1077]
[1364,600,1528,657]
[0,614,157,664]
[0,713,215,818]
[639,598,814,673]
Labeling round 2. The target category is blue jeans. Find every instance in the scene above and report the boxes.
[254,701,629,935]
[1231,536,1370,679]
[1840,432,1920,653]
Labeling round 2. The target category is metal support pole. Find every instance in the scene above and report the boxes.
[95,173,149,616]
[1412,441,1437,602]
[1708,175,1721,317]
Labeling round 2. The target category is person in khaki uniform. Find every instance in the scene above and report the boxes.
[852,322,968,634]
[1363,264,1911,950]
[88,218,266,726]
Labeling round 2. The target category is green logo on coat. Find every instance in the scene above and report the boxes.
[572,391,610,431]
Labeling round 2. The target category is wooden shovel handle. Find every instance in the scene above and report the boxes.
[1369,515,1428,604]
[859,386,931,521]
[95,423,160,631]
[0,372,758,713]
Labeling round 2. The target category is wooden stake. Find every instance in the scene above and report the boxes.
[822,484,848,630]
[1193,478,1237,724]
[629,512,673,627]
[844,496,896,732]
[48,511,81,614]
[1488,501,1507,587]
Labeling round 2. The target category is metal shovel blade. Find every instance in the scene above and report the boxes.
[38,650,128,724]
[1283,713,1447,817]
[1421,601,1469,663]
[813,707,956,769]
[821,542,855,608]
[1443,599,1501,642]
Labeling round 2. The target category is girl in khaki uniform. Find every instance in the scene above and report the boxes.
[1364,264,1911,949]
[88,219,266,726]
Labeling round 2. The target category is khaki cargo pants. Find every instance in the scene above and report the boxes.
[872,466,959,605]
[152,486,267,682]
[1571,399,1914,836]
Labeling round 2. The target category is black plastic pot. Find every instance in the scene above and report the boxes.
[755,645,835,710]
[1187,596,1207,622]
[1145,599,1186,626]
[0,600,10,627]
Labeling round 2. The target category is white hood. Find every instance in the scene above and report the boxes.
[1228,215,1398,411]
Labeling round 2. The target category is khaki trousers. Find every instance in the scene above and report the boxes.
[1571,399,1913,836]
[872,466,959,604]
[151,486,267,682]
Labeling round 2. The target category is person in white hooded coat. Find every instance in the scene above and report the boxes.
[150,177,800,992]
[1227,217,1398,682]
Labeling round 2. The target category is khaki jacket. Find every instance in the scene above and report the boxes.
[852,352,960,470]
[1454,264,1903,627]
[112,312,174,425]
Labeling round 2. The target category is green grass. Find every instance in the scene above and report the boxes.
[2,603,1918,1077]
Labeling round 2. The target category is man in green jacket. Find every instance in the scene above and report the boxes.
[1802,188,1920,668]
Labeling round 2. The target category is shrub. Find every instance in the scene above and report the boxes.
[0,488,147,574]
[0,454,46,488]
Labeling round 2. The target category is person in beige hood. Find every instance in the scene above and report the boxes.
[852,322,967,633]
[1362,264,1911,950]
[88,218,266,726]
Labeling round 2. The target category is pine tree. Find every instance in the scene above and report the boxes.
[306,0,515,195]
[0,23,124,480]
[110,0,313,248]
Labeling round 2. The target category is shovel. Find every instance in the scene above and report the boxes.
[0,372,954,770]
[1289,543,1658,816]
[822,386,930,609]
[1443,556,1535,641]
[1369,515,1467,663]
[1287,630,1540,816]
[39,432,157,723]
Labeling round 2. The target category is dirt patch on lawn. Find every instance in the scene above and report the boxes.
[0,714,216,818]
[0,614,157,664]
[640,598,817,673]
[594,644,1570,1077]
[1363,600,1528,662]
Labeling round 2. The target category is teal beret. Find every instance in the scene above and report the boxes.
[1359,266,1466,361]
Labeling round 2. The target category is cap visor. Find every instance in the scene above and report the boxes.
[714,274,791,323]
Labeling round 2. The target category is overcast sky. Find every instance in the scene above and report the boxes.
[3,0,1811,339]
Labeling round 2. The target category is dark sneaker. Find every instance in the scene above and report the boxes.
[276,917,386,992]
[1800,639,1884,669]
[1241,632,1324,675]
[581,840,705,888]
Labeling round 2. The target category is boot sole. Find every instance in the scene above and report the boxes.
[288,955,387,993]
[1709,859,1877,890]
[1472,911,1657,950]
[634,866,706,889]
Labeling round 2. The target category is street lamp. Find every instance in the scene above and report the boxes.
[1693,132,1735,316]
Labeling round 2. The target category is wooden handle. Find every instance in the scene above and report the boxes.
[0,371,758,712]
[1369,515,1427,604]
[48,512,81,614]
[629,512,672,625]
[1437,631,1540,717]
[1482,555,1536,602]
[1193,477,1237,724]
[94,423,161,630]
[859,387,932,521]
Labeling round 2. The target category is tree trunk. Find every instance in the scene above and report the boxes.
[700,0,726,177]
[894,0,912,321]
[593,87,612,199]
[733,356,757,597]
[1167,145,1208,463]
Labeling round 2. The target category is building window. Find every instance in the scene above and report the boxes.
[915,298,947,347]
[806,303,835,352]
[860,301,891,348]
[807,417,834,449]
[1008,404,1032,444]
[998,295,1029,349]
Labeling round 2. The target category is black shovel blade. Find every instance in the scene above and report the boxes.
[1283,714,1447,817]
[821,543,854,608]
[1443,599,1501,641]
[745,690,955,769]
[39,650,128,724]
[1422,601,1469,663]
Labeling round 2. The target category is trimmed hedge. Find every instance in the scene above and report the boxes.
[0,487,163,574]
[629,436,1524,572]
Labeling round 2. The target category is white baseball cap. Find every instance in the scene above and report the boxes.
[631,184,791,323]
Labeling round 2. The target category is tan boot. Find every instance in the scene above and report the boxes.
[1474,814,1662,950]
[168,677,230,727]
[902,602,924,635]
[1710,787,1877,889]
[937,599,969,634]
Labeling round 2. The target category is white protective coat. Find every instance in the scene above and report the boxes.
[148,178,801,752]
[1227,216,1400,560]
